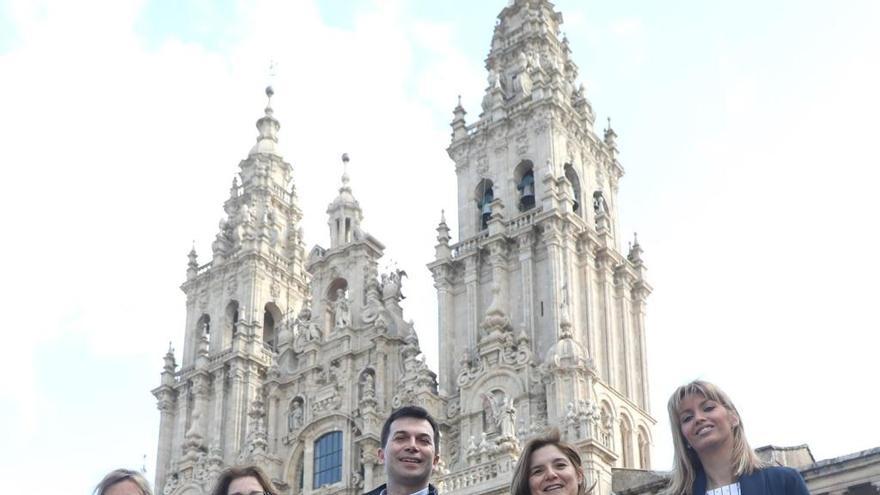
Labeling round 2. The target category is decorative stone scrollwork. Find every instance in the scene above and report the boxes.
[456,349,484,387]
[162,473,179,495]
[499,331,532,366]
[446,398,460,419]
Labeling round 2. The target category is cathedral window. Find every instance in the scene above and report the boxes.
[196,314,210,351]
[313,431,343,488]
[296,453,304,492]
[564,163,581,213]
[515,160,536,212]
[226,301,239,337]
[637,428,650,469]
[619,415,633,467]
[475,179,495,231]
[197,314,210,336]
[263,302,282,352]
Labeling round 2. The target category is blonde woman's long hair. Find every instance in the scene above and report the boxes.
[666,380,765,495]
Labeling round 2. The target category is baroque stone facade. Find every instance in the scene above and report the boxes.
[152,2,653,495]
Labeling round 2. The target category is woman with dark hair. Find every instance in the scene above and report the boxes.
[510,429,592,495]
[667,380,810,495]
[94,469,153,495]
[209,465,279,495]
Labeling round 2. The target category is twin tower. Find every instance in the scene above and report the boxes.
[152,2,653,495]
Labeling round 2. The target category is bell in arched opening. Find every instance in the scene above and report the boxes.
[479,186,494,230]
[517,170,535,211]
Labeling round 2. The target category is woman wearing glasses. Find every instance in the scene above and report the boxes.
[210,465,279,495]
[667,380,810,495]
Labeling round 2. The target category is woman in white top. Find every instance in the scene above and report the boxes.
[666,380,809,495]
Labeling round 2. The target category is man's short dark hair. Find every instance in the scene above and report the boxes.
[380,405,440,453]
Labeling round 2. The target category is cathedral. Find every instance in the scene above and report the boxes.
[151,2,654,495]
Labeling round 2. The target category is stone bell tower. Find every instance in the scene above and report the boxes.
[152,86,311,494]
[153,90,442,495]
[428,1,654,494]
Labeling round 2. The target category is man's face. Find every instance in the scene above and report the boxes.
[377,417,439,490]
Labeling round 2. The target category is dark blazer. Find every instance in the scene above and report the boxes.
[693,466,810,495]
[364,484,438,495]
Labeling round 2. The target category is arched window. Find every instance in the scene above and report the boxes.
[226,301,239,337]
[599,403,614,449]
[263,302,282,352]
[619,415,633,467]
[515,160,536,212]
[564,163,581,213]
[637,428,651,469]
[197,314,210,337]
[196,314,210,351]
[474,179,495,231]
[313,431,343,488]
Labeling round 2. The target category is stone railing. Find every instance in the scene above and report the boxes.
[268,251,288,267]
[449,208,541,259]
[451,232,489,258]
[197,262,212,275]
[509,207,540,231]
[436,462,498,492]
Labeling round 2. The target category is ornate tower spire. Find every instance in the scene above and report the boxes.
[327,153,364,248]
[250,86,281,157]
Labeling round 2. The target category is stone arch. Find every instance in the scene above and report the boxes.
[474,178,495,230]
[637,425,652,469]
[285,438,307,495]
[598,400,615,450]
[564,163,582,214]
[618,412,634,467]
[514,159,536,212]
[466,370,527,439]
[170,484,202,495]
[284,413,358,494]
[225,300,240,340]
[195,313,210,352]
[263,302,282,352]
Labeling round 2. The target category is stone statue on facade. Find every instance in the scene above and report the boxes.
[593,190,609,215]
[288,400,303,432]
[361,373,375,400]
[333,289,351,329]
[381,269,406,302]
[361,279,382,324]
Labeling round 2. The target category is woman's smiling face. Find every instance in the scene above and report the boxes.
[527,445,584,495]
[677,393,739,454]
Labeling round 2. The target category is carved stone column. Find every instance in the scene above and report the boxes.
[464,255,480,351]
[225,360,246,461]
[517,232,535,342]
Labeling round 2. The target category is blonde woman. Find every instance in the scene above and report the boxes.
[667,380,809,495]
[510,429,592,495]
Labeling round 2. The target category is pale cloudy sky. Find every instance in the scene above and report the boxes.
[1,1,878,494]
